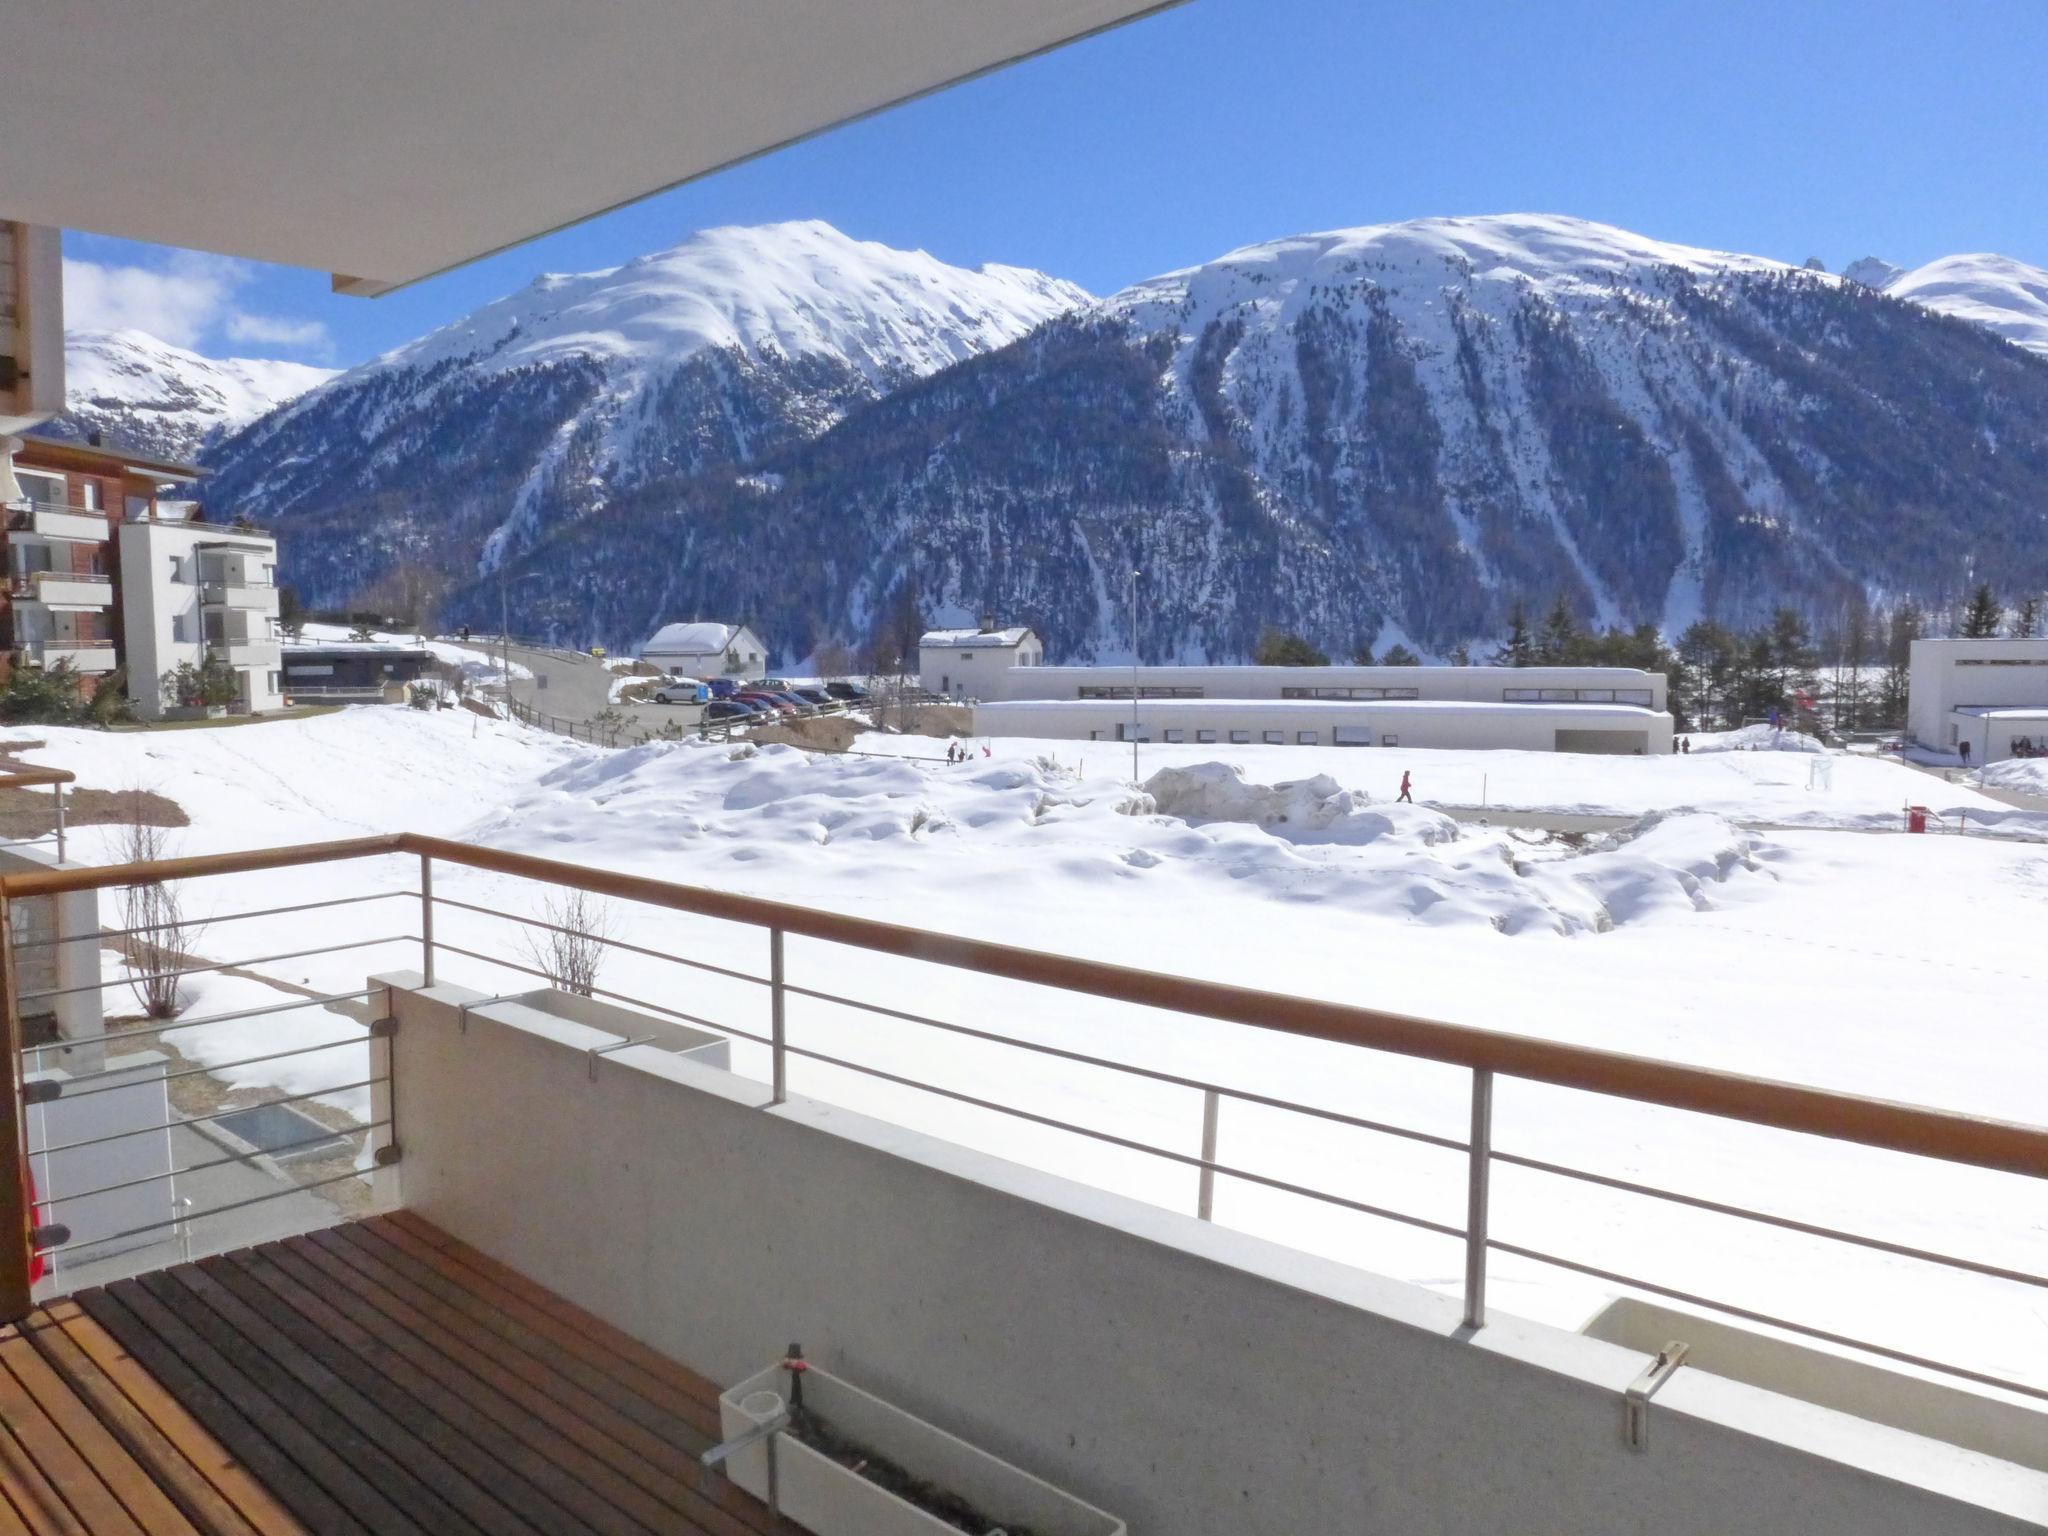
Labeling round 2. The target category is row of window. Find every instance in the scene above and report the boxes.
[1077,685,1206,699]
[1955,658,2048,667]
[1279,686,1420,700]
[1096,727,1399,747]
[1502,687,1655,705]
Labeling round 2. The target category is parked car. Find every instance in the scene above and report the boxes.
[705,699,759,724]
[733,690,798,715]
[823,681,870,702]
[706,678,742,699]
[789,686,835,708]
[653,679,707,704]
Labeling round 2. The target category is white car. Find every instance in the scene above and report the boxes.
[653,679,705,704]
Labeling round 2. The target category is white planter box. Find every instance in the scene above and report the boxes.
[510,988,732,1071]
[719,1363,1124,1536]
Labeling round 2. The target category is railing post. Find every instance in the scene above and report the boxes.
[1196,1088,1221,1221]
[1463,1067,1493,1330]
[0,896,34,1321]
[51,784,64,865]
[419,854,435,986]
[769,928,787,1105]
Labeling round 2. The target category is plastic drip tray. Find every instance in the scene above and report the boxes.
[211,1102,351,1164]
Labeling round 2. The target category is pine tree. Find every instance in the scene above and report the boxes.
[1875,601,1922,727]
[1350,641,1376,666]
[1960,582,2003,638]
[1493,601,1535,668]
[1254,630,1329,666]
[2010,595,2042,639]
[1676,621,1736,730]
[1536,595,1582,666]
[1829,594,1871,732]
[1381,644,1420,666]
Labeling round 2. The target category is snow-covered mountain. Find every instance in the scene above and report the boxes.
[52,329,336,462]
[202,213,2048,660]
[1878,254,2048,356]
[202,220,1089,584]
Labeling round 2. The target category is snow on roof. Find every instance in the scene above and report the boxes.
[1952,706,2048,719]
[645,621,748,654]
[921,627,1034,648]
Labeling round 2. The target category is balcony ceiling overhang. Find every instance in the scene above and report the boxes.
[0,0,1182,295]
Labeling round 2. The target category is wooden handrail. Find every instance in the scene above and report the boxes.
[0,767,76,790]
[7,830,2048,1181]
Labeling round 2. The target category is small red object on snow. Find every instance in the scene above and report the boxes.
[1906,805,1930,835]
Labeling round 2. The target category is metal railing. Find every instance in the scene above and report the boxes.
[2,828,2045,1410]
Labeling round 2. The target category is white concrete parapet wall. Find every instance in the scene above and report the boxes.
[376,972,2048,1535]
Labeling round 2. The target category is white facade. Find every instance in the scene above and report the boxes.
[975,697,1673,755]
[118,515,284,720]
[987,661,1666,711]
[642,620,767,681]
[919,624,1043,698]
[1906,638,2048,763]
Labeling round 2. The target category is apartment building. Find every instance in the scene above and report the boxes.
[919,619,1044,697]
[118,507,284,719]
[2,435,206,696]
[1907,636,2048,763]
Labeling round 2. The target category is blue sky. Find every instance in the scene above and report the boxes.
[61,0,2048,370]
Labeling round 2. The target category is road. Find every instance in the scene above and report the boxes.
[495,641,700,738]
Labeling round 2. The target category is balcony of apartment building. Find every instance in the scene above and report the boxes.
[6,484,113,547]
[9,606,116,675]
[193,541,277,610]
[7,541,114,613]
[0,786,2042,1536]
[200,608,282,671]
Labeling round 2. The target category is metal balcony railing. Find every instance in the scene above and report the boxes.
[0,812,2043,1411]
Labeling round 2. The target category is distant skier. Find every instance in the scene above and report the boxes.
[982,745,992,758]
[1682,736,1691,754]
[1397,770,1413,804]
[1959,739,1972,768]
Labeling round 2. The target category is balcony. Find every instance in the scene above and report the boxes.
[7,501,111,543]
[2,826,2045,1535]
[199,579,278,613]
[21,639,117,674]
[207,635,283,668]
[10,570,113,610]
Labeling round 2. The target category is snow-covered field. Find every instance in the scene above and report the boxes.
[19,709,2048,1397]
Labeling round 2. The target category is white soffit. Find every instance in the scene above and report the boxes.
[0,0,1182,293]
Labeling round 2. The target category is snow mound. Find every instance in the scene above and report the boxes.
[1141,761,1456,846]
[1685,723,1827,754]
[1975,759,2048,796]
[465,738,1774,939]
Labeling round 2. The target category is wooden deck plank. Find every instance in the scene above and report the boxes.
[9,1215,778,1536]
[247,1242,673,1536]
[130,1270,445,1536]
[18,1310,264,1536]
[0,1338,145,1536]
[378,1212,732,1421]
[375,1213,729,1425]
[340,1220,717,1444]
[0,1402,93,1536]
[36,1301,300,1536]
[0,1327,198,1536]
[160,1262,506,1536]
[204,1251,574,1536]
[293,1231,766,1536]
[77,1284,374,1536]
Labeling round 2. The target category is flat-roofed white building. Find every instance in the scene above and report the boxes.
[118,511,284,720]
[989,661,1666,711]
[1908,637,2048,762]
[976,696,1674,755]
[919,620,1043,698]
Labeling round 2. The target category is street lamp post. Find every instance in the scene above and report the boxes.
[1128,568,1141,784]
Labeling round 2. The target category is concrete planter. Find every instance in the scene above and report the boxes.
[719,1363,1124,1536]
[510,988,732,1070]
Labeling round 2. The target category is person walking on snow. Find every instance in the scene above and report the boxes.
[1397,770,1413,804]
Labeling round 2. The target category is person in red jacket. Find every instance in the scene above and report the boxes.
[1397,770,1413,804]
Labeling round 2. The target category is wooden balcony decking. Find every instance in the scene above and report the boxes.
[0,1213,781,1535]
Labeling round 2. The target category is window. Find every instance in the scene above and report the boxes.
[1262,730,1284,744]
[1197,729,1218,744]
[1297,730,1317,744]
[267,671,282,693]
[1079,685,1204,700]
[1229,729,1251,744]
[1281,685,1419,701]
[1333,727,1373,746]
[1382,734,1399,747]
[80,481,101,511]
[1957,657,2048,667]
[1164,728,1185,743]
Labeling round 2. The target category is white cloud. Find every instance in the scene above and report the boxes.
[63,252,331,357]
[224,312,333,349]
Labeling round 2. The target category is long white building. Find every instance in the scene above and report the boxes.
[1907,637,2048,763]
[962,658,1673,754]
